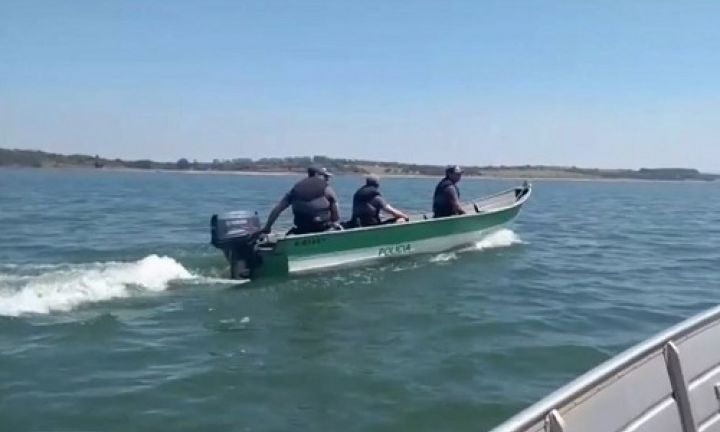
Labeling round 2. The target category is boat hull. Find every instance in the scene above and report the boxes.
[251,185,529,279]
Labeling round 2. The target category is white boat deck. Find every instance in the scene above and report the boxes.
[491,304,720,432]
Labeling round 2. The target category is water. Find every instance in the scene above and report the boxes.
[1,168,719,431]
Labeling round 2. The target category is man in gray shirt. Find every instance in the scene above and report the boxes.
[432,165,466,218]
[262,166,340,235]
[350,174,409,227]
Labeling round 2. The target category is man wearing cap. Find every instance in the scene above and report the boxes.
[262,166,340,235]
[349,174,409,227]
[433,165,466,218]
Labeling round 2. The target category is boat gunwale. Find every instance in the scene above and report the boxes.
[490,303,720,432]
[270,183,532,242]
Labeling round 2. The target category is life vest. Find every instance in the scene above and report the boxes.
[351,185,382,226]
[289,176,332,227]
[432,177,460,217]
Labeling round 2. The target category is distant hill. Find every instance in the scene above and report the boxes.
[1,148,717,182]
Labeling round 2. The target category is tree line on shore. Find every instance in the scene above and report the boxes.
[1,147,716,181]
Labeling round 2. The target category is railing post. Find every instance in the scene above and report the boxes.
[664,341,698,432]
[544,409,566,432]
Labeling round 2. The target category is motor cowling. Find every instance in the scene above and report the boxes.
[210,211,263,279]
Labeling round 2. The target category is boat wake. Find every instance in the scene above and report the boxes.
[0,255,195,317]
[0,230,525,317]
[430,229,524,263]
[471,228,524,251]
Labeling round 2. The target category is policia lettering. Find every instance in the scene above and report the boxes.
[378,244,412,257]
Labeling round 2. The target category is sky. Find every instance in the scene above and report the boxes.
[1,0,719,170]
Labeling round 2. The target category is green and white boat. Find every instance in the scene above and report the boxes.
[210,182,531,280]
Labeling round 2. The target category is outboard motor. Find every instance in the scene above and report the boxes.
[210,211,263,279]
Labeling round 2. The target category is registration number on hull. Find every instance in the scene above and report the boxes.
[378,244,412,257]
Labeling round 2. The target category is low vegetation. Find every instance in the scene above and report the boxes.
[1,148,716,181]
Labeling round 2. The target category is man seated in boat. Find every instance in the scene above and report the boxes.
[433,165,466,218]
[347,174,410,228]
[261,166,340,235]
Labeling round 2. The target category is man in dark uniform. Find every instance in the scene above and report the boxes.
[349,174,409,227]
[262,166,340,235]
[433,165,466,218]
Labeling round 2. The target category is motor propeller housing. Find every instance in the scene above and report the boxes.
[210,211,264,279]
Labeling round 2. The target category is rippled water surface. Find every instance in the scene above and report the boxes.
[1,169,719,431]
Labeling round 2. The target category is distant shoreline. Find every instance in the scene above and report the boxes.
[1,148,717,182]
[2,165,715,184]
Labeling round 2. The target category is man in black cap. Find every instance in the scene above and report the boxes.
[349,174,409,227]
[432,165,466,218]
[262,166,340,235]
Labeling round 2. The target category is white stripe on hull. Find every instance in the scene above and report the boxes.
[287,226,501,274]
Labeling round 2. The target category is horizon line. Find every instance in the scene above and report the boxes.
[1,146,711,174]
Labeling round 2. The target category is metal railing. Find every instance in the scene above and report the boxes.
[490,303,720,432]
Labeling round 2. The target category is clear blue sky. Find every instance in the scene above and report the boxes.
[1,0,719,170]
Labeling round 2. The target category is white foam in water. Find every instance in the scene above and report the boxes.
[430,253,458,263]
[0,255,194,317]
[472,228,524,251]
[184,276,248,286]
[430,229,524,262]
